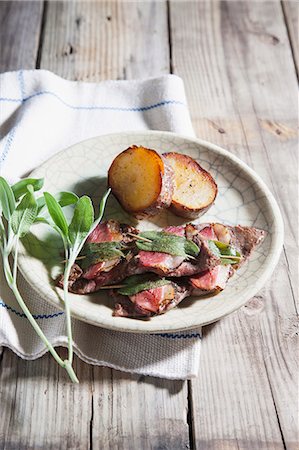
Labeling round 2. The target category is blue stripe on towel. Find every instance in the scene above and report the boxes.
[152,332,201,339]
[0,126,17,167]
[0,91,186,112]
[0,300,64,320]
[18,70,26,100]
[0,300,200,339]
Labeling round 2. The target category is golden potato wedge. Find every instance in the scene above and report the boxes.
[163,152,218,219]
[108,145,174,219]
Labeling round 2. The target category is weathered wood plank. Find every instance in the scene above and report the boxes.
[0,1,190,449]
[169,1,298,449]
[0,1,44,72]
[282,0,299,76]
[39,0,169,80]
[0,349,93,450]
[92,368,189,450]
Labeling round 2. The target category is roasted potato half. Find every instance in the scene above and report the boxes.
[108,146,174,219]
[163,152,218,219]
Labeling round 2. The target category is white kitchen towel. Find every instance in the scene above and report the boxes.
[0,69,201,379]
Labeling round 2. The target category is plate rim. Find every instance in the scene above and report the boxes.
[17,130,284,333]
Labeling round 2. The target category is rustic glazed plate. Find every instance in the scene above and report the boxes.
[17,131,284,333]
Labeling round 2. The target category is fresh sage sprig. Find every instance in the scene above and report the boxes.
[0,176,79,381]
[0,175,110,383]
[117,274,170,296]
[135,231,200,259]
[208,240,241,265]
[43,188,111,381]
[80,242,126,269]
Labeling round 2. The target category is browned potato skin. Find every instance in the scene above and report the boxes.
[108,146,174,219]
[170,200,214,220]
[163,152,218,220]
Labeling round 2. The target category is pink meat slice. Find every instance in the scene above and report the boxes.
[138,251,185,273]
[163,225,185,237]
[130,284,175,314]
[113,282,192,318]
[83,257,121,280]
[82,220,136,280]
[185,223,217,241]
[86,220,123,243]
[189,265,232,293]
[198,225,217,240]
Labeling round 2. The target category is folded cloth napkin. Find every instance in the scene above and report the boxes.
[0,70,201,379]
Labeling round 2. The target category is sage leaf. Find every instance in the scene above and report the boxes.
[68,196,94,247]
[58,192,79,208]
[207,240,221,258]
[37,191,79,214]
[137,231,200,258]
[184,239,201,257]
[208,239,241,265]
[80,242,125,268]
[0,177,16,220]
[12,178,44,200]
[44,192,69,238]
[220,257,239,265]
[118,275,170,296]
[34,217,51,225]
[11,185,38,238]
[92,188,111,228]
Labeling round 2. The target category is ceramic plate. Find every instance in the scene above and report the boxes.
[17,131,284,333]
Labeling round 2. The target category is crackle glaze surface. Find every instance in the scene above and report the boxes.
[17,131,284,333]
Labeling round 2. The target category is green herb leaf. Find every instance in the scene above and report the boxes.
[37,191,79,214]
[207,240,221,258]
[68,196,94,247]
[0,177,16,220]
[208,240,241,265]
[184,239,201,257]
[11,185,38,238]
[80,242,125,268]
[44,192,69,238]
[219,257,238,265]
[93,188,111,227]
[12,178,44,200]
[117,275,170,296]
[34,216,51,225]
[136,231,200,258]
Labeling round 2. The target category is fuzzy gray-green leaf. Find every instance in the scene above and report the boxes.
[37,191,79,214]
[137,231,200,258]
[117,275,170,296]
[12,178,44,200]
[44,192,69,238]
[0,177,16,220]
[80,242,125,268]
[11,186,38,237]
[68,196,94,246]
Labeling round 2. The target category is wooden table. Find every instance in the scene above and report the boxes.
[0,1,298,449]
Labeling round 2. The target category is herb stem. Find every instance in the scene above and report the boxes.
[63,262,74,362]
[2,254,66,369]
[60,255,86,264]
[13,236,19,282]
[99,284,126,289]
[219,255,241,261]
[61,234,75,366]
[127,232,152,243]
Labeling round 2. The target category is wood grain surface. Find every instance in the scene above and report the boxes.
[169,1,298,448]
[282,0,299,76]
[0,1,298,449]
[0,1,44,72]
